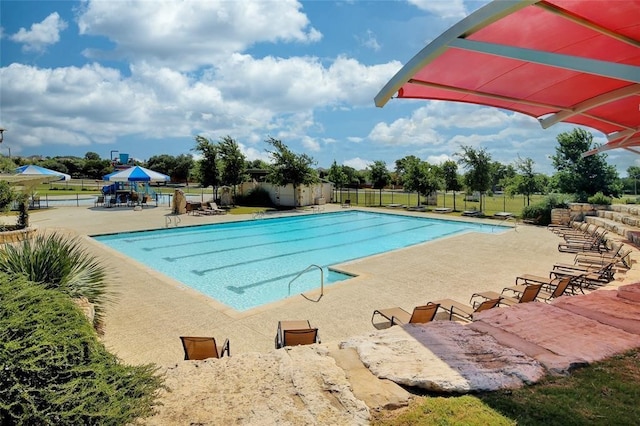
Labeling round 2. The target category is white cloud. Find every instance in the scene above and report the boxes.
[301,136,321,152]
[407,0,468,19]
[426,154,451,165]
[343,157,372,170]
[358,30,381,51]
[77,0,322,71]
[11,12,67,52]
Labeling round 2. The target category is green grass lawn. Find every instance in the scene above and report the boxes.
[372,350,640,425]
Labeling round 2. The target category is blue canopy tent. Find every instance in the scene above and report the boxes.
[102,166,170,207]
[15,165,71,182]
[103,165,170,182]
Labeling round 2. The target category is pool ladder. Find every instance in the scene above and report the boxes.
[165,215,181,228]
[492,216,518,232]
[289,264,324,302]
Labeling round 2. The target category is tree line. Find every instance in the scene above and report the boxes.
[1,128,632,208]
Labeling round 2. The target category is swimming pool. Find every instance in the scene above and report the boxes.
[93,211,507,311]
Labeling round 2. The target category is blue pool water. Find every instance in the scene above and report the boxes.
[93,211,507,311]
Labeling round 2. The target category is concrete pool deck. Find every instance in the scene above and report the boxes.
[14,203,640,423]
[21,203,593,364]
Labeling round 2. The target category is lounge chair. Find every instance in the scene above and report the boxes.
[433,297,501,322]
[180,336,230,360]
[371,302,440,326]
[574,243,631,269]
[522,215,542,225]
[275,320,319,349]
[503,276,574,303]
[185,201,201,215]
[562,227,606,243]
[342,199,351,208]
[94,195,105,207]
[558,232,608,253]
[207,202,227,214]
[472,283,542,307]
[551,261,615,289]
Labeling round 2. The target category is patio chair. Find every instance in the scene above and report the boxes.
[574,243,631,269]
[432,297,501,322]
[472,283,542,307]
[207,201,227,214]
[371,302,440,326]
[94,195,105,207]
[342,199,351,208]
[551,261,615,290]
[275,320,319,349]
[180,336,230,360]
[558,232,608,253]
[503,276,575,303]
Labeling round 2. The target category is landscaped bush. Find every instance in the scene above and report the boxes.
[0,274,163,425]
[521,194,570,226]
[234,187,275,207]
[0,233,110,329]
[587,191,612,205]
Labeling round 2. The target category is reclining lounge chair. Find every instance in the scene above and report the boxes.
[432,297,501,322]
[502,276,575,303]
[472,283,542,307]
[275,320,319,349]
[180,336,230,360]
[371,302,440,326]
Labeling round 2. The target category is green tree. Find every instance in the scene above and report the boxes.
[82,159,112,180]
[146,154,176,176]
[84,151,101,161]
[627,166,640,196]
[342,166,363,188]
[173,154,194,184]
[217,136,247,201]
[368,160,391,206]
[489,161,516,192]
[403,159,441,207]
[0,156,16,173]
[193,136,221,198]
[394,155,421,188]
[265,137,318,207]
[456,145,492,212]
[551,128,621,201]
[0,181,15,216]
[513,156,540,206]
[327,161,348,202]
[441,160,461,210]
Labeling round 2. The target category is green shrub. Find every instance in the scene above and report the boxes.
[0,181,14,213]
[521,194,570,226]
[0,275,163,425]
[522,204,550,225]
[235,187,274,207]
[587,191,612,205]
[0,233,110,328]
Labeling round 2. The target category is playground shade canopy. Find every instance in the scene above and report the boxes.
[374,0,640,156]
[15,165,71,181]
[103,166,170,182]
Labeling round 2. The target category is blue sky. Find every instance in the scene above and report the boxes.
[1,0,636,175]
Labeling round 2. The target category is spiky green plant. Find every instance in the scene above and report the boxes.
[0,233,109,328]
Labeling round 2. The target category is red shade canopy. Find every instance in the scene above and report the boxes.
[375,0,640,156]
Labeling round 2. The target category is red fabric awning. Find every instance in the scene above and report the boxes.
[375,0,640,156]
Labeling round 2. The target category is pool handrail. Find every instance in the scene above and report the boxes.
[289,264,324,302]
